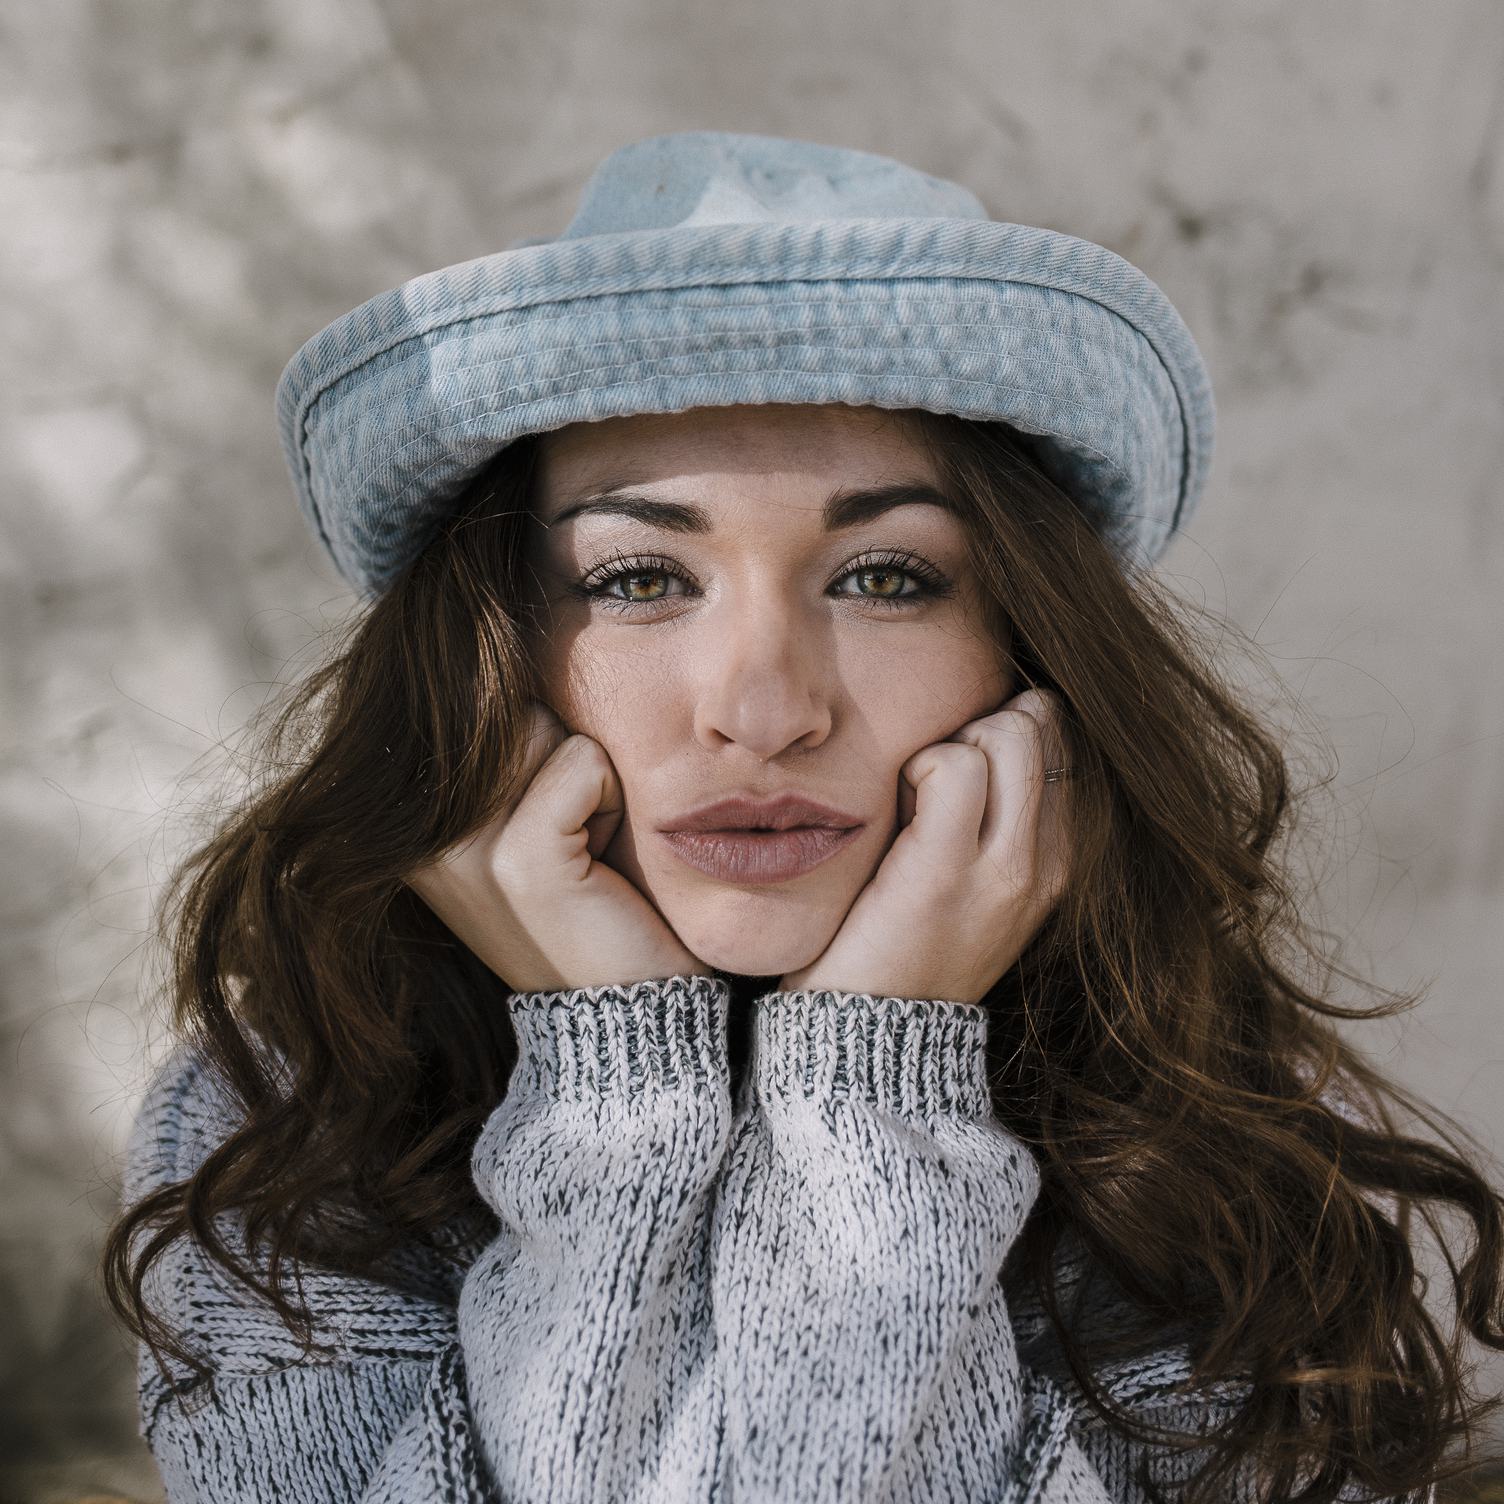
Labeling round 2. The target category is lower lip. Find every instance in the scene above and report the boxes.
[660,825,863,884]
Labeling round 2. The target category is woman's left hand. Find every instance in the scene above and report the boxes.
[776,688,1075,1005]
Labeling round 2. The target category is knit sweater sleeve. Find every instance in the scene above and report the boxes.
[127,972,733,1503]
[710,986,1115,1503]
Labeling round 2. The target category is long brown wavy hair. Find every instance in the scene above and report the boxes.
[102,408,1503,1501]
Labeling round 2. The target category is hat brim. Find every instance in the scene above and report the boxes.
[276,216,1213,596]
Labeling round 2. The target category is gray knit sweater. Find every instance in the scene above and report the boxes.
[123,974,1427,1502]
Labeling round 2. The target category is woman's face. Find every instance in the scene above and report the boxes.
[522,402,1014,978]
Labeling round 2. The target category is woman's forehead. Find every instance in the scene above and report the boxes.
[532,403,941,510]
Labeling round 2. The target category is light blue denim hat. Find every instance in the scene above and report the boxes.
[276,129,1214,597]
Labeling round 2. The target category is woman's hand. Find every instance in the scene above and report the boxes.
[405,702,710,993]
[776,688,1074,1005]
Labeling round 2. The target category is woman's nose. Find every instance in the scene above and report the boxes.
[691,596,833,757]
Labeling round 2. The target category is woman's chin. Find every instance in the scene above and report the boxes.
[665,909,833,980]
[684,936,817,979]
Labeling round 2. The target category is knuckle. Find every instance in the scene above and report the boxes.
[525,734,588,795]
[547,732,601,776]
[567,733,607,768]
[908,741,986,785]
[944,741,990,769]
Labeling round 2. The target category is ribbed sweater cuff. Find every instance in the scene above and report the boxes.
[752,989,991,1120]
[505,973,730,1099]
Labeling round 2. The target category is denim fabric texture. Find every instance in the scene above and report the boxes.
[275,130,1216,597]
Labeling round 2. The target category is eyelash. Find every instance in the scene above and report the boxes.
[566,548,956,614]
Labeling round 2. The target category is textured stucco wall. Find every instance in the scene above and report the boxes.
[4,2,1501,1497]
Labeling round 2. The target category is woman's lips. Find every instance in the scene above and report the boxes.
[660,825,862,884]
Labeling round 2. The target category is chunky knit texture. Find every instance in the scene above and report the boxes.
[123,975,1431,1502]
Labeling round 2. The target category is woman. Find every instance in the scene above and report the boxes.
[103,131,1501,1502]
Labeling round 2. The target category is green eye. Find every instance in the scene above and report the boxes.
[570,549,954,614]
[616,571,673,602]
[569,553,685,609]
[847,566,912,599]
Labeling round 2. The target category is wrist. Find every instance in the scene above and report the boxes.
[506,972,730,1099]
[750,987,991,1122]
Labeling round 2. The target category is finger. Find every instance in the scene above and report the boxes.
[423,701,571,873]
[1032,717,1075,904]
[1012,688,1069,780]
[897,761,918,830]
[951,688,1063,765]
[900,741,990,857]
[519,700,570,778]
[1008,691,1073,834]
[582,747,626,860]
[505,734,620,873]
[467,701,572,844]
[948,693,1056,851]
[971,691,1074,900]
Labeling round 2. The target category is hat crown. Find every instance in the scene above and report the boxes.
[278,129,1215,595]
[558,130,989,240]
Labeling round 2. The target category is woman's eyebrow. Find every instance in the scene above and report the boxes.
[543,481,961,533]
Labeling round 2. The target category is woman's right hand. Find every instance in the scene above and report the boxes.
[405,703,711,993]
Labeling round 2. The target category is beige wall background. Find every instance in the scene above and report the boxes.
[3,1,1502,1497]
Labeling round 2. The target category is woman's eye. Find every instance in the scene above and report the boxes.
[574,560,687,608]
[571,552,953,613]
[835,555,956,607]
[617,570,678,603]
[832,565,923,602]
